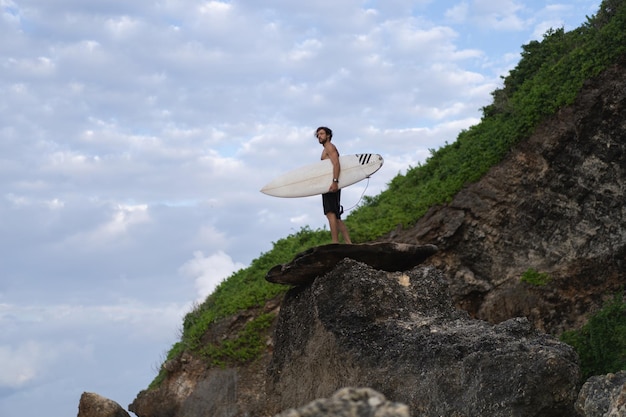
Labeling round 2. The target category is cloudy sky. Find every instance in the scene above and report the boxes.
[1,0,600,415]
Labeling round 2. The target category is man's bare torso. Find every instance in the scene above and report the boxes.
[321,143,338,160]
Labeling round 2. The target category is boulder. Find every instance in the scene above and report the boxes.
[266,242,438,285]
[267,259,580,417]
[274,387,410,417]
[77,392,130,417]
[576,371,626,417]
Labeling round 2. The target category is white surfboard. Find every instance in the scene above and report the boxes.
[260,153,384,198]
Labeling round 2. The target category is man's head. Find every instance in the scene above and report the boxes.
[315,126,332,143]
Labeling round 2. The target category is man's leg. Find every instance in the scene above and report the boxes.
[338,220,352,244]
[325,212,340,243]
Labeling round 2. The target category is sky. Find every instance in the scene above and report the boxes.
[0,0,601,416]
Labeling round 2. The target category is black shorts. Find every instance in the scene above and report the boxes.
[322,190,343,219]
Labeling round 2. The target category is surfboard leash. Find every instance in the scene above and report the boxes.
[343,176,371,213]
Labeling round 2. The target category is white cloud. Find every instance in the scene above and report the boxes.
[289,213,311,225]
[198,1,232,17]
[193,223,229,247]
[0,300,186,392]
[0,341,43,388]
[179,251,246,300]
[100,204,150,237]
[58,203,150,248]
[472,0,526,31]
[446,2,470,23]
[105,15,141,38]
[287,38,323,62]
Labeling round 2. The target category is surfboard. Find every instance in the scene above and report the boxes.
[260,153,384,198]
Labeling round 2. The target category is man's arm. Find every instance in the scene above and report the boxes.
[325,144,340,192]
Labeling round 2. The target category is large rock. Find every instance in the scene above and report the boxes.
[78,392,130,417]
[274,387,410,417]
[267,258,580,417]
[266,242,438,285]
[576,371,626,417]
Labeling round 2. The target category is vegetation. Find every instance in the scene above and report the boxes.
[151,0,626,387]
[198,313,276,367]
[520,268,552,286]
[561,295,626,379]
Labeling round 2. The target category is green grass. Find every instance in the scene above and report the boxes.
[520,268,552,286]
[198,313,276,367]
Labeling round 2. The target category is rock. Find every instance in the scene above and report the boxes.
[77,392,130,417]
[267,259,580,417]
[607,388,626,417]
[266,242,438,285]
[274,387,410,417]
[576,371,626,417]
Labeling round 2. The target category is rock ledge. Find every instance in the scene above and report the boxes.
[266,242,438,285]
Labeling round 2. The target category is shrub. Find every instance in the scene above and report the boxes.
[560,294,626,379]
[520,268,552,286]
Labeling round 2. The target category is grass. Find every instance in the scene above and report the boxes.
[520,268,552,286]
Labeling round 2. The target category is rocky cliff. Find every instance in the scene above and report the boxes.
[124,60,626,417]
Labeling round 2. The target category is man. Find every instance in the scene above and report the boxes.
[316,126,352,244]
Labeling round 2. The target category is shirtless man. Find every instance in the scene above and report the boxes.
[316,126,352,244]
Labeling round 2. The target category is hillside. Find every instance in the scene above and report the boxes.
[128,1,626,416]
[385,58,626,335]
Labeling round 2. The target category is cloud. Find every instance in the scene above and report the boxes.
[0,300,187,393]
[445,2,470,23]
[52,203,150,252]
[179,251,246,300]
[0,341,45,388]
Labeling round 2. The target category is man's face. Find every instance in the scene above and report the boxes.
[316,129,328,144]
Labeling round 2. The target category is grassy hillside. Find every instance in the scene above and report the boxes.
[346,0,626,241]
[151,0,626,387]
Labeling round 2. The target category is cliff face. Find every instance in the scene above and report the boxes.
[129,60,626,417]
[385,59,626,334]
